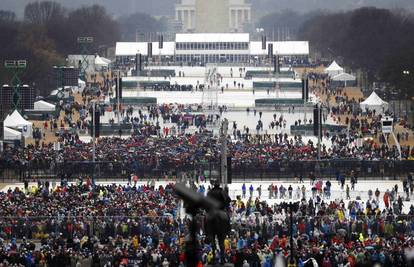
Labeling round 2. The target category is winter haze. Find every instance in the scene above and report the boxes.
[2,0,414,18]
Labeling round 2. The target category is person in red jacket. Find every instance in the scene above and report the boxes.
[383,190,390,209]
[270,235,279,251]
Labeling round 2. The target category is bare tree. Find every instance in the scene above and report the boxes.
[24,1,65,25]
[0,10,16,22]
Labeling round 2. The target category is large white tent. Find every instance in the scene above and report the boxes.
[332,72,356,82]
[95,55,109,70]
[360,91,389,113]
[3,110,33,137]
[325,61,344,77]
[77,79,86,93]
[331,72,356,87]
[3,126,21,140]
[101,57,111,64]
[34,100,56,111]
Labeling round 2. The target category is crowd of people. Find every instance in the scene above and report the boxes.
[2,127,409,177]
[18,65,412,179]
[2,123,410,178]
[2,60,414,265]
[0,178,413,266]
[8,98,413,178]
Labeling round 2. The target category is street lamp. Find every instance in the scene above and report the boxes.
[403,70,412,126]
[116,70,121,128]
[89,99,97,187]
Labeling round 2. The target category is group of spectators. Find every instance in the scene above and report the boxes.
[142,84,196,92]
[0,182,182,266]
[0,178,414,266]
[3,126,411,177]
[2,128,409,175]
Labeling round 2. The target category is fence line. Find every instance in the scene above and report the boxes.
[1,159,413,181]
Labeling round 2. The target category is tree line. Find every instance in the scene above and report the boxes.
[0,1,165,96]
[259,7,414,98]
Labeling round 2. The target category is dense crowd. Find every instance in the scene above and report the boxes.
[0,179,413,266]
[1,128,409,175]
[0,182,181,266]
[16,66,412,178]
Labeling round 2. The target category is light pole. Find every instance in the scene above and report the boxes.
[287,202,298,267]
[221,119,229,188]
[402,70,414,126]
[403,70,410,121]
[257,28,265,64]
[256,28,264,38]
[316,104,322,161]
[116,70,121,129]
[89,99,97,187]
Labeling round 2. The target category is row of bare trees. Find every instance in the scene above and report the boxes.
[296,7,414,98]
[0,1,120,96]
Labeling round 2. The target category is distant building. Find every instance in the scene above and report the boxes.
[175,0,251,33]
[115,33,309,65]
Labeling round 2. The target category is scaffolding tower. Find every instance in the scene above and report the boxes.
[77,37,94,80]
[201,64,220,131]
[4,60,27,111]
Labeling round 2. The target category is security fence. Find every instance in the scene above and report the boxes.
[1,159,413,182]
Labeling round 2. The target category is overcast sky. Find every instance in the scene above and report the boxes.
[2,0,414,18]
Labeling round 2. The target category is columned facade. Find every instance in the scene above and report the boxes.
[175,0,196,32]
[228,5,251,32]
[175,0,251,33]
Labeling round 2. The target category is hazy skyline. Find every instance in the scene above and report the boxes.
[2,0,414,19]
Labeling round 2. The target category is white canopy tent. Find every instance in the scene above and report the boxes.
[360,91,389,113]
[3,110,33,137]
[100,57,111,64]
[332,72,356,81]
[3,126,21,140]
[34,100,56,111]
[77,79,86,93]
[325,61,344,77]
[331,72,356,87]
[95,55,109,69]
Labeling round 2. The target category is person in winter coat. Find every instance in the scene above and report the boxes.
[162,258,170,267]
[375,188,380,201]
[368,189,373,200]
[383,190,390,209]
